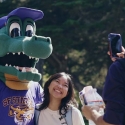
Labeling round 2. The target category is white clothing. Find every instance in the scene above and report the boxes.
[38,107,85,125]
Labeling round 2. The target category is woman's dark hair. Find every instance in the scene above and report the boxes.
[39,72,76,116]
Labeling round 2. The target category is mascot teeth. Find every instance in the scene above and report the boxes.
[16,66,19,70]
[22,67,26,72]
[5,64,8,66]
[32,68,38,73]
[7,52,37,60]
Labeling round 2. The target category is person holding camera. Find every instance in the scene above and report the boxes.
[82,46,125,125]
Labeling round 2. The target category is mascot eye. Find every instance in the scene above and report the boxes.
[9,23,21,38]
[25,25,34,37]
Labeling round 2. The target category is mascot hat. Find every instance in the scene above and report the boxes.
[0,7,44,28]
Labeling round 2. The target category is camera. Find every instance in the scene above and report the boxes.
[108,33,122,58]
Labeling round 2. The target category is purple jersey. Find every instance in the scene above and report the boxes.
[0,80,43,125]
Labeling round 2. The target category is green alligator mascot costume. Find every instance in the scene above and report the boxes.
[0,7,53,125]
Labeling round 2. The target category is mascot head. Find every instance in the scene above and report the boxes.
[0,7,53,88]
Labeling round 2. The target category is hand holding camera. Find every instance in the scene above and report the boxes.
[108,33,125,61]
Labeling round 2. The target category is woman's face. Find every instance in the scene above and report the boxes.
[48,75,69,100]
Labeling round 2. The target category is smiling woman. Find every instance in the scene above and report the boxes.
[48,75,69,100]
[35,72,85,125]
